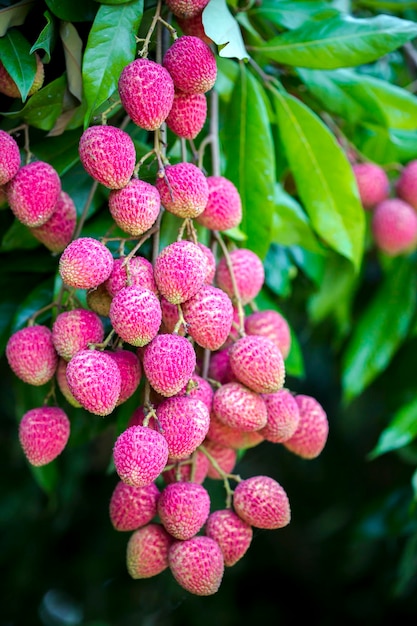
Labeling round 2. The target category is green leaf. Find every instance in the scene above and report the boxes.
[342,257,417,401]
[272,184,323,253]
[31,129,82,176]
[202,0,249,60]
[0,29,37,101]
[44,0,97,22]
[271,89,364,269]
[223,66,275,259]
[369,398,417,459]
[353,124,417,165]
[251,14,417,69]
[82,0,144,124]
[308,254,357,327]
[1,219,39,251]
[249,0,337,30]
[30,10,56,63]
[0,0,36,37]
[11,278,55,332]
[30,463,59,495]
[60,21,83,102]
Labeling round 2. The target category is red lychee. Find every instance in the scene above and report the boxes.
[245,309,291,359]
[0,130,20,185]
[216,248,265,305]
[163,36,217,94]
[108,178,161,235]
[109,286,162,347]
[213,381,268,432]
[105,255,158,298]
[177,13,212,44]
[229,335,286,394]
[158,481,210,540]
[113,424,169,487]
[52,308,104,361]
[109,480,159,532]
[283,394,329,459]
[143,334,196,397]
[169,536,224,596]
[205,509,253,567]
[182,285,234,351]
[371,198,417,256]
[260,388,300,444]
[154,240,208,304]
[6,325,58,386]
[396,160,417,210]
[233,475,291,529]
[156,162,209,218]
[30,191,77,253]
[59,237,114,289]
[127,523,173,578]
[352,162,389,210]
[156,396,210,460]
[206,412,264,450]
[108,349,142,405]
[166,91,207,139]
[19,406,70,466]
[196,176,242,231]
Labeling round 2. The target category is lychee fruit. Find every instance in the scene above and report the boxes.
[109,480,160,531]
[160,297,186,335]
[229,335,286,394]
[352,162,389,210]
[52,308,104,361]
[155,162,209,218]
[166,0,209,19]
[127,523,173,578]
[245,309,291,359]
[177,13,212,44]
[283,394,329,459]
[163,36,217,94]
[86,283,112,318]
[208,348,236,384]
[105,255,158,298]
[205,509,253,567]
[65,349,121,416]
[198,242,216,283]
[233,475,291,529]
[0,53,44,98]
[6,325,58,386]
[55,358,82,407]
[216,248,265,304]
[182,285,234,351]
[371,198,417,256]
[156,396,210,459]
[108,178,161,236]
[260,388,300,444]
[154,240,208,304]
[6,160,61,227]
[166,91,207,139]
[162,449,209,485]
[213,381,268,432]
[113,424,169,487]
[0,130,20,185]
[19,406,70,466]
[203,441,237,479]
[158,481,210,540]
[143,334,196,397]
[109,286,162,347]
[206,412,264,450]
[59,237,114,289]
[177,374,214,411]
[396,160,417,210]
[169,536,224,596]
[196,176,242,231]
[118,58,175,130]
[30,191,77,253]
[108,349,142,405]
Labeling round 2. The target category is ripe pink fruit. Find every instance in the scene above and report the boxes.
[166,0,209,19]
[6,160,61,227]
[283,394,329,459]
[207,413,264,449]
[6,325,58,386]
[208,348,236,384]
[118,58,175,130]
[79,125,136,189]
[396,160,417,210]
[205,509,252,567]
[260,389,300,443]
[372,198,417,256]
[109,286,162,347]
[0,53,44,98]
[0,130,20,185]
[108,178,161,236]
[65,349,121,416]
[127,523,173,578]
[182,285,234,351]
[198,242,216,284]
[154,240,208,304]
[109,480,159,531]
[156,162,209,218]
[177,14,212,44]
[59,237,114,289]
[108,349,142,405]
[156,396,210,459]
[196,176,242,231]
[162,449,209,484]
[113,425,169,487]
[166,91,207,139]
[55,358,82,407]
[203,441,237,479]
[19,406,70,466]
[233,475,291,529]
[229,335,286,394]
[352,162,389,210]
[169,536,224,596]
[105,255,158,298]
[245,309,291,359]
[160,297,186,335]
[52,308,104,361]
[177,374,214,411]
[216,248,265,304]
[143,334,196,396]
[30,191,77,253]
[213,381,268,431]
[158,482,210,539]
[163,36,217,94]
[86,283,112,318]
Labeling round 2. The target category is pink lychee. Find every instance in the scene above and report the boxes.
[177,13,212,44]
[213,381,268,431]
[160,297,186,335]
[158,481,210,539]
[166,91,207,139]
[283,394,329,459]
[166,0,209,19]
[156,396,210,459]
[154,240,208,304]
[143,334,196,397]
[59,237,114,289]
[216,248,265,304]
[109,480,160,531]
[127,523,173,578]
[105,255,158,298]
[245,309,292,359]
[396,160,417,210]
[352,162,389,210]
[260,388,300,444]
[52,308,104,361]
[208,348,236,384]
[108,178,161,235]
[108,349,142,405]
[55,358,82,407]
[109,286,162,347]
[163,36,217,94]
[229,335,286,394]
[182,285,234,351]
[198,242,216,284]
[203,440,237,479]
[196,176,242,231]
[6,325,58,386]
[0,130,20,185]
[372,198,417,256]
[169,536,224,596]
[155,162,209,218]
[177,374,214,411]
[19,406,70,466]
[113,424,169,487]
[233,475,291,529]
[205,509,252,567]
[30,191,77,253]
[162,449,209,485]
[206,412,264,450]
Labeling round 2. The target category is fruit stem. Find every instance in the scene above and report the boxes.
[73,180,99,240]
[199,444,242,509]
[9,123,32,164]
[138,0,162,58]
[213,231,245,333]
[100,98,122,125]
[27,301,60,325]
[173,304,188,334]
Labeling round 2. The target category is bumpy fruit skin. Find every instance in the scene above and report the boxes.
[7,160,61,227]
[158,482,211,540]
[105,255,158,298]
[213,381,268,432]
[30,191,77,253]
[283,394,329,459]
[113,425,169,487]
[162,449,210,484]
[206,413,264,450]
[59,237,114,289]
[260,389,300,444]
[52,308,104,361]
[156,396,210,459]
[86,283,112,318]
[127,523,173,578]
[79,125,136,189]
[166,0,209,19]
[55,358,82,407]
[0,130,20,185]
[177,374,214,411]
[216,248,265,305]
[205,509,253,567]
[109,286,162,347]
[108,349,142,405]
[118,58,175,131]
[352,162,389,210]
[156,162,209,218]
[208,348,236,384]
[204,441,237,479]
[108,179,161,236]
[229,335,286,394]
[371,198,417,256]
[65,349,121,416]
[163,36,217,94]
[233,475,291,529]
[143,334,196,397]
[198,242,216,284]
[169,536,224,596]
[177,14,212,44]
[396,160,417,210]
[6,325,58,386]
[166,91,207,139]
[154,240,208,304]
[0,53,44,98]
[182,285,234,351]
[160,297,185,335]
[19,406,70,466]
[109,480,159,532]
[245,309,291,359]
[196,176,242,231]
